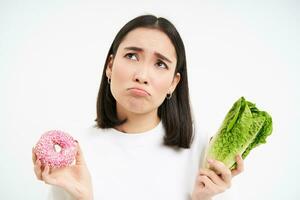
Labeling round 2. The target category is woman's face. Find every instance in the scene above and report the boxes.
[106,27,180,116]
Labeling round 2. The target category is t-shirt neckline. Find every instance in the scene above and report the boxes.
[110,120,163,137]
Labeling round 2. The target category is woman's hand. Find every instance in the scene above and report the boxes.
[32,142,93,200]
[191,155,244,200]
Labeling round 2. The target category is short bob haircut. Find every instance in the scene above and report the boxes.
[95,14,194,149]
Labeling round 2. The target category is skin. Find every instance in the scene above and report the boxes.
[32,143,93,200]
[106,27,180,133]
[191,155,244,200]
[32,27,244,200]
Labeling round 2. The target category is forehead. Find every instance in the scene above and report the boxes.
[118,27,177,61]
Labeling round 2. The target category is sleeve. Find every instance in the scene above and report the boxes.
[47,185,74,200]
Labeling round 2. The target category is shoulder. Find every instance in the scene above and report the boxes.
[71,124,112,142]
[63,124,113,154]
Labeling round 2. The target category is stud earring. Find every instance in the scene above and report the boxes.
[166,92,172,99]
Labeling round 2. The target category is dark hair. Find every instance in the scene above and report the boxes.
[95,15,194,149]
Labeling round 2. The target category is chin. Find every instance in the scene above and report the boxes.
[126,103,151,114]
[117,98,149,114]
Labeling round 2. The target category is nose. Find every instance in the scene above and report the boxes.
[134,77,148,84]
[133,67,149,85]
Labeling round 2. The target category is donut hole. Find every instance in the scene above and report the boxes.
[54,144,62,153]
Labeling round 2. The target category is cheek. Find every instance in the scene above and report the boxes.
[109,60,132,100]
[111,60,136,95]
[151,74,172,97]
[112,61,131,84]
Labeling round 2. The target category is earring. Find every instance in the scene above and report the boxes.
[107,77,111,84]
[166,92,172,100]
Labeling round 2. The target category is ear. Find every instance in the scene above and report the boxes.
[105,54,114,78]
[169,72,181,93]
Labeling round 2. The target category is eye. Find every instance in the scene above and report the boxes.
[124,53,138,61]
[156,60,168,69]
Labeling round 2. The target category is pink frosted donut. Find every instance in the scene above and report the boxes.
[34,130,77,168]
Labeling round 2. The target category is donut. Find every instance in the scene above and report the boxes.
[34,130,77,168]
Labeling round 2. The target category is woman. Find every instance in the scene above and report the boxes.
[32,15,244,200]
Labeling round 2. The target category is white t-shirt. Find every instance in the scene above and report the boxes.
[47,121,232,200]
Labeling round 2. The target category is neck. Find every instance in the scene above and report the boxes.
[115,104,161,134]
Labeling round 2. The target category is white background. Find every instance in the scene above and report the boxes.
[1,0,299,199]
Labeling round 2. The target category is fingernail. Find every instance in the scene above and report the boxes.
[207,158,214,163]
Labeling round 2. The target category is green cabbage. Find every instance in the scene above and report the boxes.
[204,97,273,169]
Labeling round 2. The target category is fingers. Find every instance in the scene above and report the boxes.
[231,154,244,177]
[197,175,223,194]
[32,147,52,183]
[33,159,43,180]
[207,158,232,185]
[41,165,50,182]
[194,156,243,196]
[33,147,42,180]
[41,165,56,185]
[32,147,37,164]
[199,168,227,187]
[75,141,86,165]
[37,165,56,185]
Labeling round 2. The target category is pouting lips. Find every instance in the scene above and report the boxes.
[128,88,150,97]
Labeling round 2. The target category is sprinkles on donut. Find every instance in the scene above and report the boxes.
[34,130,77,168]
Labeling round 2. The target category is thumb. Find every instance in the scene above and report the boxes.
[75,141,86,165]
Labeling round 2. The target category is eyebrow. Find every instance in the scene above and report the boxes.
[124,46,173,64]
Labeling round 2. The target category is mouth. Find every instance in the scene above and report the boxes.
[127,87,150,97]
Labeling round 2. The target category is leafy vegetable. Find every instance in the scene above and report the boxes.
[204,97,273,169]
